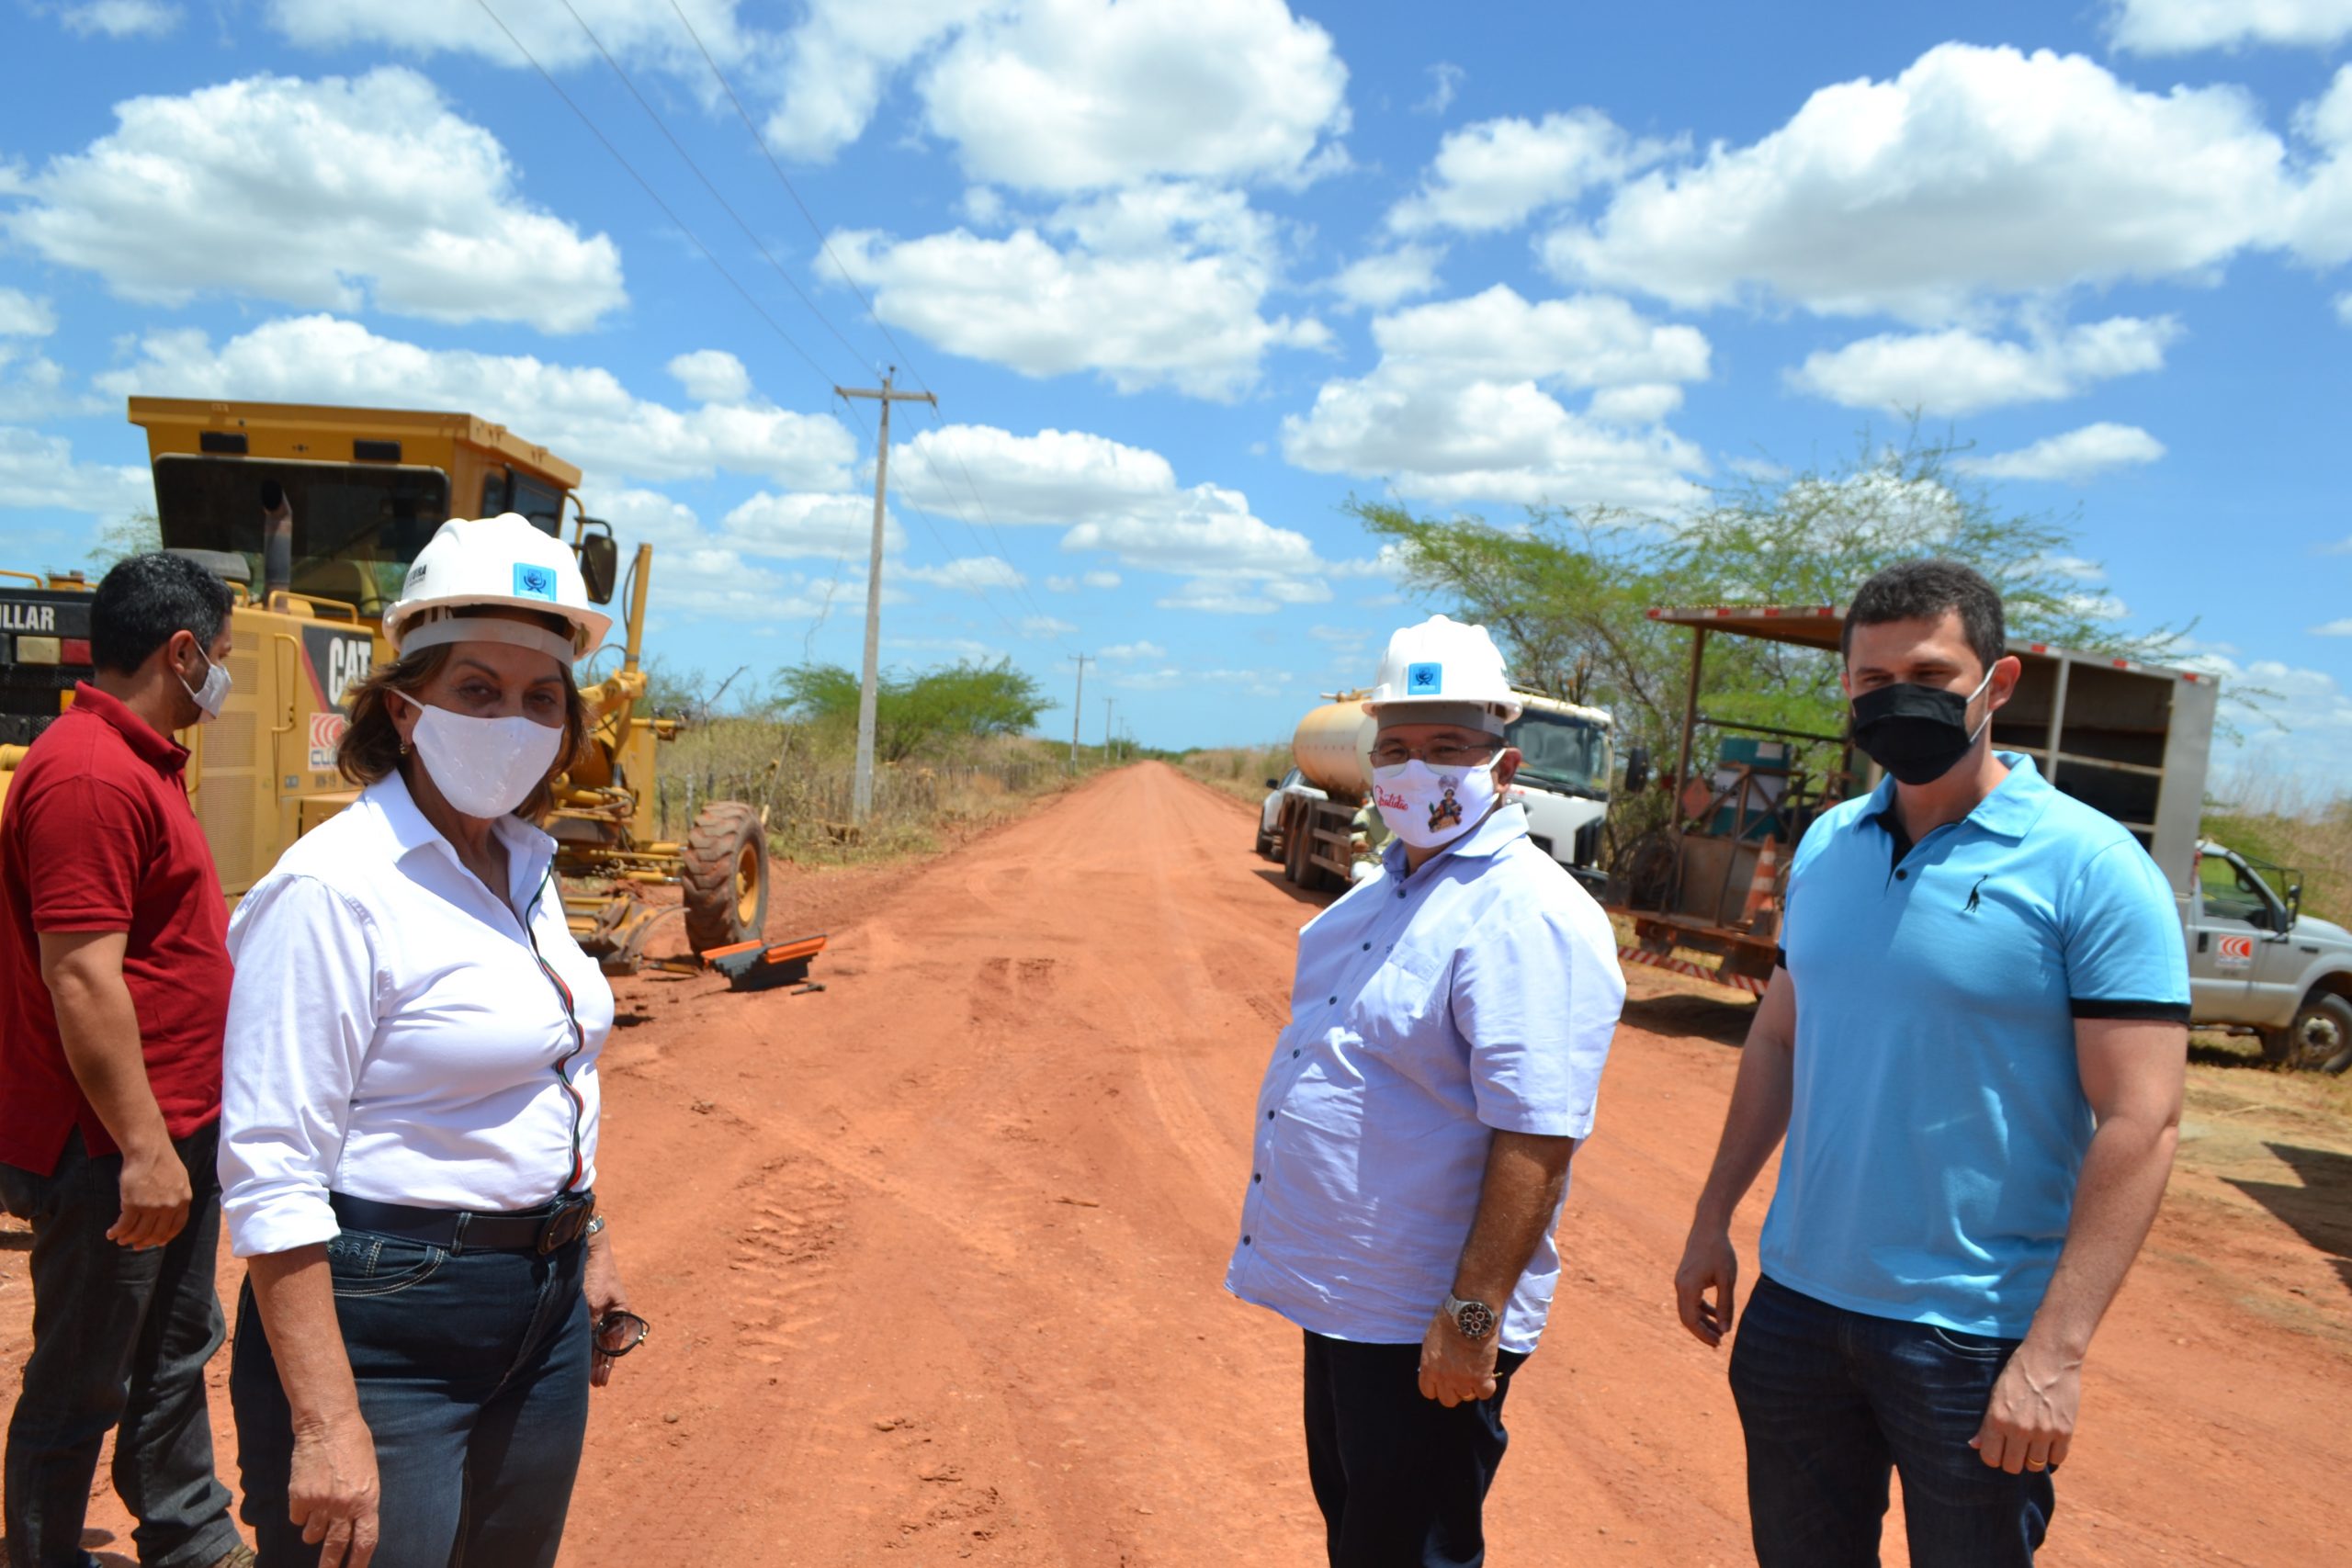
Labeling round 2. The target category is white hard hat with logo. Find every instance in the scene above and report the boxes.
[1363,614,1523,726]
[382,513,613,666]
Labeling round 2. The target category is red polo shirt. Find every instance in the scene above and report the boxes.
[0,682,232,1174]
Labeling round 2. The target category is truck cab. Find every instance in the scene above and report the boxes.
[1506,694,1613,892]
[2188,840,2352,1072]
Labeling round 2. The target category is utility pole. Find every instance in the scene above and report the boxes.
[1104,696,1115,762]
[833,368,936,821]
[1069,654,1091,773]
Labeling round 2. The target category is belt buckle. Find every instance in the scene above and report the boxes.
[537,1196,594,1256]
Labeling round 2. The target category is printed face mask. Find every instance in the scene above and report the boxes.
[1849,666,1996,786]
[178,644,232,724]
[405,701,565,818]
[1371,758,1498,850]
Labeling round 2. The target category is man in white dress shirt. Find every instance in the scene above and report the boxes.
[1227,615,1625,1568]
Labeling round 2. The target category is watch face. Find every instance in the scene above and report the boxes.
[1455,1300,1497,1339]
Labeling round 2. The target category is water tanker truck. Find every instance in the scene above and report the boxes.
[1266,688,1613,893]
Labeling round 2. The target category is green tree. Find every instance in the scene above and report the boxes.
[1353,427,2182,811]
[87,508,162,570]
[773,659,1051,763]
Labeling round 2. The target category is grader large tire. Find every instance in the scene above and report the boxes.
[682,800,769,954]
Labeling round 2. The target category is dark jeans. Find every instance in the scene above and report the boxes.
[0,1124,239,1568]
[1302,1331,1531,1568]
[1729,1275,2055,1568]
[230,1225,590,1568]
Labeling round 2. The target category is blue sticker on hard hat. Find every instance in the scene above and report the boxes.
[1407,661,1442,694]
[513,562,557,602]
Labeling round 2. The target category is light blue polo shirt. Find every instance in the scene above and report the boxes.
[1226,802,1624,1353]
[1764,754,2188,1338]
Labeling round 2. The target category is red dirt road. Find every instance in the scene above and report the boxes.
[7,761,2349,1564]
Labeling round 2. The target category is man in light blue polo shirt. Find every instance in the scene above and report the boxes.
[1228,615,1623,1568]
[1673,559,2190,1567]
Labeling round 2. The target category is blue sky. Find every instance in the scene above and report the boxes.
[3,0,2350,782]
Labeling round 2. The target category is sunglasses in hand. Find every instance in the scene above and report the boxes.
[594,1311,650,1359]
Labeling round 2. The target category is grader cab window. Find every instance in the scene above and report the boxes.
[153,456,449,615]
[481,467,566,536]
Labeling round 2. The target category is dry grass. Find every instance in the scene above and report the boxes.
[650,720,1092,863]
[1179,742,1293,806]
[2204,767,2352,925]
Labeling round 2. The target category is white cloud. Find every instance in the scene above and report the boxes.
[1416,62,1464,117]
[904,556,1026,592]
[2310,619,2352,635]
[1329,244,1445,312]
[1788,316,2181,416]
[1281,286,1712,509]
[266,0,756,73]
[668,350,752,405]
[899,424,1176,525]
[1542,43,2307,320]
[1045,570,1121,592]
[0,344,95,422]
[918,0,1350,193]
[760,0,989,162]
[1952,423,2167,481]
[2194,646,2352,792]
[1390,109,1668,235]
[1587,383,1685,425]
[96,316,856,491]
[718,491,900,558]
[2108,0,2352,53]
[55,1,180,39]
[0,290,56,337]
[1101,639,1166,660]
[828,183,1329,400]
[1112,662,1293,696]
[0,424,150,515]
[570,485,889,626]
[1021,615,1077,637]
[6,70,624,332]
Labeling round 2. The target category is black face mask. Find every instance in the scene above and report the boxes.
[1849,668,1995,786]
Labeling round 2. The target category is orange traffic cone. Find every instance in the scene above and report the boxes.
[1741,836,1780,929]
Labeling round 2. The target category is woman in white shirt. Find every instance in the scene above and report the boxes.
[218,515,641,1568]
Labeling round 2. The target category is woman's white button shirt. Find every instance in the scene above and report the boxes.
[218,769,615,1258]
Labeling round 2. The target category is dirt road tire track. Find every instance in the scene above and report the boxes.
[5,761,2346,1564]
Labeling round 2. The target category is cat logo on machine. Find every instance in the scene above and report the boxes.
[298,626,375,771]
[2216,934,2256,972]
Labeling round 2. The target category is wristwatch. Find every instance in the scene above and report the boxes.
[1442,1292,1498,1341]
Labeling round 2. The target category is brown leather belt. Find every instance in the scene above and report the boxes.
[328,1190,595,1256]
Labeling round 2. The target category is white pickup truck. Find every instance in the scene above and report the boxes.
[1624,604,2352,1072]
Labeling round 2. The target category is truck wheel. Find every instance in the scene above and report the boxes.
[1289,819,1334,894]
[682,801,769,953]
[1283,816,1308,885]
[2263,992,2352,1074]
[1255,815,1280,860]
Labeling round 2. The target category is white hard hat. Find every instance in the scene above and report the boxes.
[1363,614,1522,725]
[382,513,613,664]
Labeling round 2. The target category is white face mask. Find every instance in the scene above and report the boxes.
[1371,758,1500,851]
[404,701,564,818]
[178,645,232,724]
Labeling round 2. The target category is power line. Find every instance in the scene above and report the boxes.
[662,0,1074,647]
[472,0,842,396]
[558,0,874,378]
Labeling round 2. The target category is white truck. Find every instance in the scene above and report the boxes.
[1620,604,2352,1072]
[1260,689,1614,894]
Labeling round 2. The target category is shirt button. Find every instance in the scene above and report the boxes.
[1252,1172,1261,1183]
[1267,1109,1276,1120]
[1242,1235,1252,1246]
[1292,1049,1300,1058]
[1896,869,1908,881]
[1328,996,1338,1006]
[1362,942,1371,950]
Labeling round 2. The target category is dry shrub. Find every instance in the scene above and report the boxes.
[1181,742,1293,804]
[651,718,1082,862]
[2204,762,2352,926]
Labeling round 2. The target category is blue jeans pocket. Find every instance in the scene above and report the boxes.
[326,1233,448,1299]
[1922,1323,2016,1362]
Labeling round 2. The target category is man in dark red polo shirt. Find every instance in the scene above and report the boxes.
[0,552,251,1568]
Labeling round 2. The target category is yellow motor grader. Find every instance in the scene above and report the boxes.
[0,398,767,970]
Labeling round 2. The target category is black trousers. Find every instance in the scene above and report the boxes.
[0,1124,239,1568]
[1302,1331,1530,1568]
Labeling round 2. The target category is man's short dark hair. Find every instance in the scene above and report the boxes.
[90,552,236,674]
[1842,558,2006,676]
